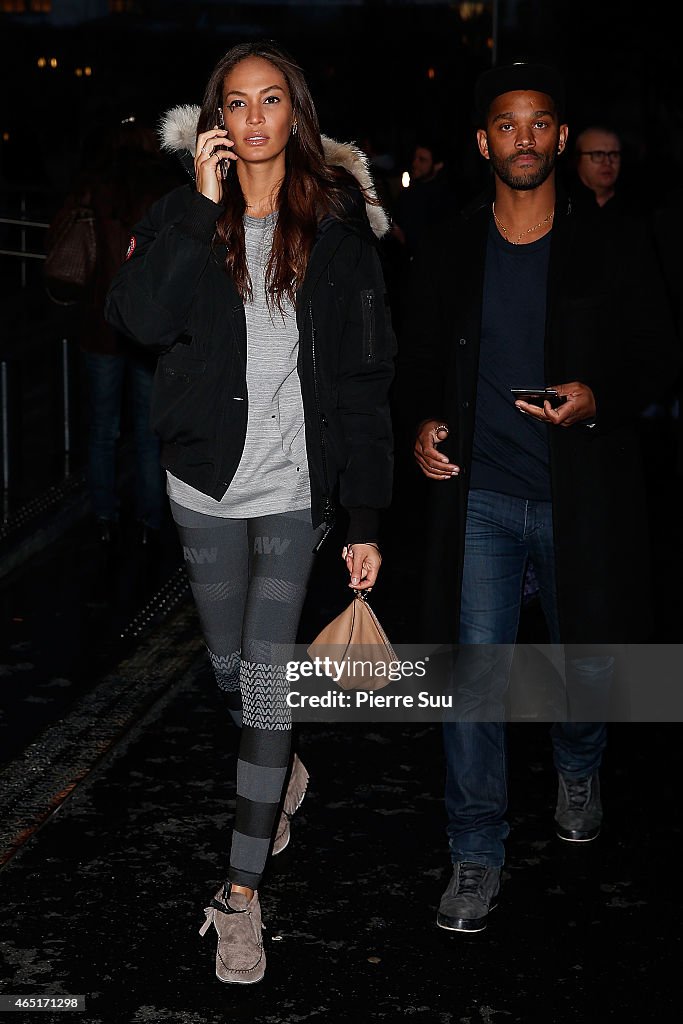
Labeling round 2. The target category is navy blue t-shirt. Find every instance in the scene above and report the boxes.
[470,215,552,500]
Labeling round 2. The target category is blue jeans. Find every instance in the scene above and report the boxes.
[444,489,610,867]
[84,352,164,530]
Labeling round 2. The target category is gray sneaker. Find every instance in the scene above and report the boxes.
[436,862,501,933]
[199,882,265,985]
[555,771,602,842]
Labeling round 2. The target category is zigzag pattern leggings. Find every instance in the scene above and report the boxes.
[170,501,322,889]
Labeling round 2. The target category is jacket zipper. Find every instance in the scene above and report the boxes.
[309,302,335,551]
[361,289,375,363]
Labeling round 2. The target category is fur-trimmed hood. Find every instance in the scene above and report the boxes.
[158,103,390,239]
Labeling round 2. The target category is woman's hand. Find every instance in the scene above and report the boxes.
[342,543,382,591]
[194,128,237,204]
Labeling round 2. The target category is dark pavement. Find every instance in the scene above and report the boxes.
[0,385,681,1022]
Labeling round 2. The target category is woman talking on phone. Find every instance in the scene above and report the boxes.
[105,40,395,985]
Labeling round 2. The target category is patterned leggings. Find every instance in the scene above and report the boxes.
[170,501,322,889]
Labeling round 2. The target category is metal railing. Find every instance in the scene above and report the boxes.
[1,191,85,529]
[0,331,81,528]
[0,197,50,289]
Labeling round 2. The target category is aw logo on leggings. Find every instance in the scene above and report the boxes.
[253,537,291,555]
[183,545,218,564]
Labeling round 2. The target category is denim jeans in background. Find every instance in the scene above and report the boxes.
[84,352,164,530]
[443,488,610,868]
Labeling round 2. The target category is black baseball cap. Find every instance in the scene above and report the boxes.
[474,59,566,125]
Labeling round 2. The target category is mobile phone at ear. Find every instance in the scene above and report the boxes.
[510,388,568,409]
[214,108,232,178]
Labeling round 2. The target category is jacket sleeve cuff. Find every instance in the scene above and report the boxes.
[345,507,380,545]
[176,192,223,242]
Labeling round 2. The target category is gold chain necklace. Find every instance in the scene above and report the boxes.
[492,202,554,244]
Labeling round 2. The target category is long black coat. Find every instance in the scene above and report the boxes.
[396,190,681,644]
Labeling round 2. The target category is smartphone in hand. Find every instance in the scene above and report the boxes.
[510,388,568,409]
[214,110,232,179]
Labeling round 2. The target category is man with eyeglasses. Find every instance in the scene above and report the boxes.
[571,125,631,215]
[572,125,678,445]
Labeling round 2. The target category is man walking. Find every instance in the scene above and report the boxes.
[397,60,679,933]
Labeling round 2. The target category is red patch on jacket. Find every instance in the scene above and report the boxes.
[125,236,136,260]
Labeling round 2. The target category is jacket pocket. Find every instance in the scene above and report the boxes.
[159,350,207,384]
[151,353,208,441]
[160,362,206,385]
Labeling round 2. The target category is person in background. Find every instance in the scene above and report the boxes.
[572,125,622,207]
[56,116,185,547]
[391,139,457,260]
[567,124,645,221]
[569,125,680,456]
[105,40,395,985]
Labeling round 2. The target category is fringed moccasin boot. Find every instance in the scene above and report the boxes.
[199,882,265,985]
[272,752,310,856]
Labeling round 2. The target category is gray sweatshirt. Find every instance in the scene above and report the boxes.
[167,212,311,517]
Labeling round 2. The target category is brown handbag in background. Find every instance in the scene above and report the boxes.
[307,591,397,691]
[44,193,97,305]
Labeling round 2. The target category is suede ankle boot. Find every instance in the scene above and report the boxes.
[272,752,310,856]
[199,882,265,985]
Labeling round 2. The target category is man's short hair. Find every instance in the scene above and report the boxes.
[414,140,445,166]
[474,59,566,126]
[573,124,621,150]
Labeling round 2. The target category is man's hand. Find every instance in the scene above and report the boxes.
[414,419,460,480]
[514,382,597,427]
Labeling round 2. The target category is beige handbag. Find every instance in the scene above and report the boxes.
[307,591,397,691]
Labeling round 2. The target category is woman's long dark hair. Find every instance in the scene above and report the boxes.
[197,40,374,310]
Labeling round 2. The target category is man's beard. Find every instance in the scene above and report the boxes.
[490,150,556,191]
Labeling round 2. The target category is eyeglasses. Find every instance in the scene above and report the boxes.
[577,150,621,164]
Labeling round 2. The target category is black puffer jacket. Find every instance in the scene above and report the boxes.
[104,133,396,544]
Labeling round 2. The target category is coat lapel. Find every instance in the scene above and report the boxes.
[544,193,574,371]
